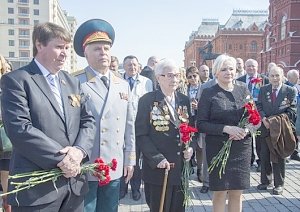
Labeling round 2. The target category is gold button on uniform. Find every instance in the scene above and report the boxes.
[101,128,107,133]
[117,116,120,120]
[177,152,180,155]
[117,129,120,132]
[178,143,181,147]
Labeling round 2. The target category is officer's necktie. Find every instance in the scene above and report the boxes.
[271,88,277,103]
[128,77,134,90]
[101,76,109,89]
[248,76,253,92]
[47,74,64,116]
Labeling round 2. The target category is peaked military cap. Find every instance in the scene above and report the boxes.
[74,19,115,57]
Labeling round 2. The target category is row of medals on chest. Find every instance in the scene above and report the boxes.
[150,102,189,132]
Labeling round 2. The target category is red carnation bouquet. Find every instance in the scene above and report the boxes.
[0,158,117,198]
[208,101,261,179]
[250,77,263,85]
[179,123,198,206]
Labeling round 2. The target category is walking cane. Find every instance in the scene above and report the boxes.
[159,163,175,212]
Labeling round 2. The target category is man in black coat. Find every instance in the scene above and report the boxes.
[256,65,296,195]
[140,56,159,90]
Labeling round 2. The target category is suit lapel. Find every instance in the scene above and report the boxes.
[85,67,107,101]
[156,90,179,127]
[29,61,65,121]
[58,72,71,128]
[274,85,286,110]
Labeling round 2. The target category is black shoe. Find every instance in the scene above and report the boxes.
[273,186,283,195]
[291,153,300,162]
[200,186,209,193]
[119,190,127,200]
[132,190,141,201]
[257,183,270,190]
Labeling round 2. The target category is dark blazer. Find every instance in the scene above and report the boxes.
[0,60,96,206]
[237,73,269,85]
[257,83,297,137]
[140,66,158,90]
[135,90,192,186]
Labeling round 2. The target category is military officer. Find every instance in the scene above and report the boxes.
[73,19,136,212]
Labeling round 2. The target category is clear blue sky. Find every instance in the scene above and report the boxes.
[60,0,269,68]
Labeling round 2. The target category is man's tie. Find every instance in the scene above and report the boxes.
[47,74,64,115]
[248,76,253,92]
[128,77,134,90]
[271,88,277,103]
[101,76,109,89]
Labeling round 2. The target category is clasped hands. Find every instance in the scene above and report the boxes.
[57,146,84,178]
[223,126,248,141]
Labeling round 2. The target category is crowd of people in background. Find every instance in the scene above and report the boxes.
[0,18,300,212]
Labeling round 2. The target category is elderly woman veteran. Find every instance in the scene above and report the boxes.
[135,59,193,212]
[197,55,258,212]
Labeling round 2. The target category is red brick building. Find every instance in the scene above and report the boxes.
[260,0,300,73]
[184,10,268,70]
[184,19,219,68]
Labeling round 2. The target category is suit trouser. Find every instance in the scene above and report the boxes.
[84,179,120,212]
[12,183,84,212]
[202,138,209,187]
[120,145,141,193]
[144,182,184,212]
[260,139,285,187]
[196,140,203,171]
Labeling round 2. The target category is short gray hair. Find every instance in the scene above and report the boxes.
[287,69,299,78]
[154,59,178,76]
[212,54,236,76]
[245,59,258,67]
[269,65,284,76]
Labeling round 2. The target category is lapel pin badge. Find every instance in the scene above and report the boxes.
[69,94,81,107]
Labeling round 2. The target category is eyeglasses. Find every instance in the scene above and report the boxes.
[187,74,198,79]
[160,73,181,79]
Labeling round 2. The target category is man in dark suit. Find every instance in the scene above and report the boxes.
[140,56,159,90]
[0,22,96,211]
[256,65,297,195]
[237,58,269,171]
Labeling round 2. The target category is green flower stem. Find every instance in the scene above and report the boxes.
[1,163,100,197]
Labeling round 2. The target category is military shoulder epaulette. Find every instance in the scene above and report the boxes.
[71,69,85,77]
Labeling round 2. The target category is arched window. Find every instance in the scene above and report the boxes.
[281,16,287,40]
[251,41,257,52]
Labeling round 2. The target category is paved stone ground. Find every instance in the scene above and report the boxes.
[119,160,300,212]
[0,160,299,211]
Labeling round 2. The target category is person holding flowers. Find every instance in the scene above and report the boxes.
[0,22,96,211]
[197,55,260,212]
[72,19,136,212]
[136,59,194,212]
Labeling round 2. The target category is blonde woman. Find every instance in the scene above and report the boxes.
[197,55,258,212]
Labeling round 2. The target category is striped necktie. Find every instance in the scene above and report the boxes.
[47,74,64,116]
